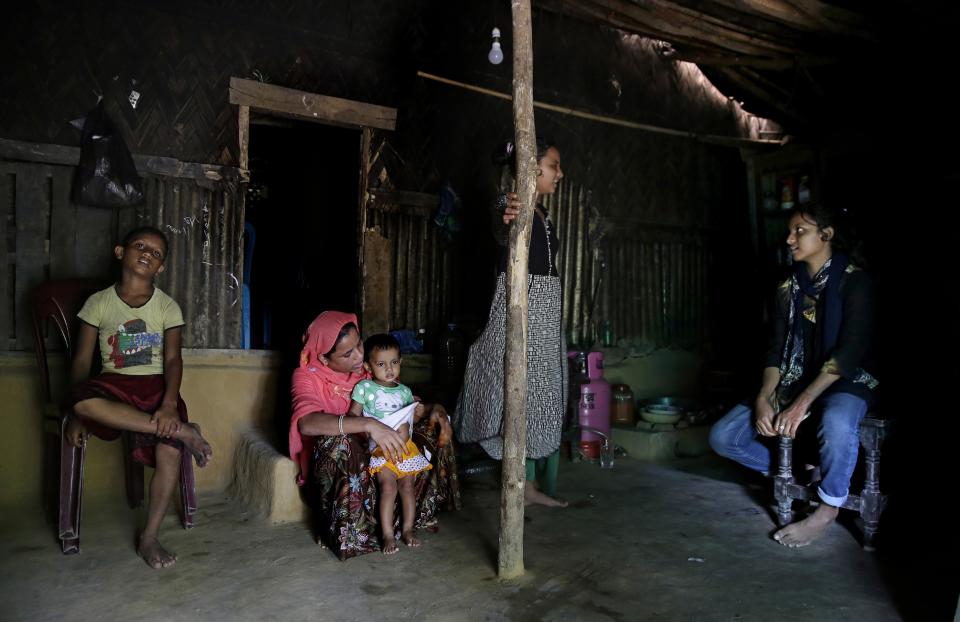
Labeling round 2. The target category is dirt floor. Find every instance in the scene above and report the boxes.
[0,454,922,621]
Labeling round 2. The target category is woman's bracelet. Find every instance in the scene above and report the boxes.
[338,414,345,436]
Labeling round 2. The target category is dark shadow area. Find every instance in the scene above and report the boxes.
[245,119,361,450]
[246,119,360,354]
[841,136,960,621]
[454,441,502,570]
[689,120,960,616]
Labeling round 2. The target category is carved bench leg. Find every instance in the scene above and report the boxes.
[774,435,794,527]
[860,430,882,551]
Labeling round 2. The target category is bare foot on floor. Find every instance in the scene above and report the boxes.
[402,530,420,547]
[382,535,400,555]
[181,423,213,467]
[773,503,839,547]
[524,483,568,508]
[138,534,177,569]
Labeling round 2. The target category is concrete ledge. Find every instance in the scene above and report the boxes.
[611,424,712,462]
[182,348,284,369]
[230,430,307,524]
[1,349,284,507]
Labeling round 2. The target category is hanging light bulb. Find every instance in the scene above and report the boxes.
[488,27,503,65]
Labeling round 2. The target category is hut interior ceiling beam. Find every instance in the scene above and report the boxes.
[537,0,873,51]
[416,71,782,146]
[533,0,897,134]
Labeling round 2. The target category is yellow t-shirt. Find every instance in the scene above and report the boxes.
[77,285,185,376]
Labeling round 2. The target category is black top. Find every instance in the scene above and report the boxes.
[765,268,877,405]
[495,210,560,277]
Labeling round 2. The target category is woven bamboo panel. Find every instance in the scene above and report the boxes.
[3,2,755,352]
[363,130,453,335]
[544,181,709,349]
[0,0,426,166]
[0,159,242,351]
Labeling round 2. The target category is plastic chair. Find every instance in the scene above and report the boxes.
[31,279,197,554]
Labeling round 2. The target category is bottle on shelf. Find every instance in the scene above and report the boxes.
[610,383,635,425]
[436,322,465,390]
[780,176,796,210]
[798,175,811,204]
[600,320,615,348]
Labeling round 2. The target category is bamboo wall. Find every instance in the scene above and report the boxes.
[366,206,453,334]
[545,181,708,349]
[3,0,760,352]
[0,156,243,351]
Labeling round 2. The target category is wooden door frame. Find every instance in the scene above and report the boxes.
[230,77,397,170]
[230,77,397,329]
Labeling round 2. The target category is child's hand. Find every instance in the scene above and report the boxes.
[368,422,406,463]
[151,404,181,438]
[65,416,88,448]
[398,423,410,439]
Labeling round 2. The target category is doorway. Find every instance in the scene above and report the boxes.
[244,118,360,354]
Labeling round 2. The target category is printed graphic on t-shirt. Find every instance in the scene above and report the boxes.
[107,319,162,368]
[352,380,411,420]
[373,390,406,415]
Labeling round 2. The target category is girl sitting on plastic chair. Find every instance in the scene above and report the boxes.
[67,226,213,568]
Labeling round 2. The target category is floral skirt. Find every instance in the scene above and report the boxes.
[307,418,461,559]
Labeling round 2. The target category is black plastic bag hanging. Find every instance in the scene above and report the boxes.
[72,102,144,207]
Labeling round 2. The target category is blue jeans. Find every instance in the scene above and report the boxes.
[709,392,868,506]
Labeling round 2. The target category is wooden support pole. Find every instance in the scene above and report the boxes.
[238,105,250,172]
[499,0,537,581]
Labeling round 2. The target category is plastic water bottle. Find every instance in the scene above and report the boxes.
[437,323,465,389]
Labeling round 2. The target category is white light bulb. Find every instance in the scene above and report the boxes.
[488,27,503,65]
[488,42,503,65]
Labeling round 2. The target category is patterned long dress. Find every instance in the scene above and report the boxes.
[455,210,568,460]
[307,420,461,560]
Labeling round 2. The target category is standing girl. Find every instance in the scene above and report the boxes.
[455,138,568,507]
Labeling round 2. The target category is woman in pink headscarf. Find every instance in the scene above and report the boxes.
[290,311,460,559]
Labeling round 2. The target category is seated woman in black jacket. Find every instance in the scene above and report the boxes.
[710,203,877,547]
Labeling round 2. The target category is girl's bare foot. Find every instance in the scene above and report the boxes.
[773,503,839,547]
[382,535,400,555]
[402,530,420,547]
[138,534,177,569]
[524,482,568,507]
[181,423,213,467]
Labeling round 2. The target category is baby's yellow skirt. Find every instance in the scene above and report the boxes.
[369,438,433,478]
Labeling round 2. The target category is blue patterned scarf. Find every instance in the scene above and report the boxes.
[778,254,848,392]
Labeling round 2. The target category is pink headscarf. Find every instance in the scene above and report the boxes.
[289,311,370,485]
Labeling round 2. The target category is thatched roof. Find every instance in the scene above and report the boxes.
[538,0,954,136]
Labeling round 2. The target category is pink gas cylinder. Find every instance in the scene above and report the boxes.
[578,351,611,460]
